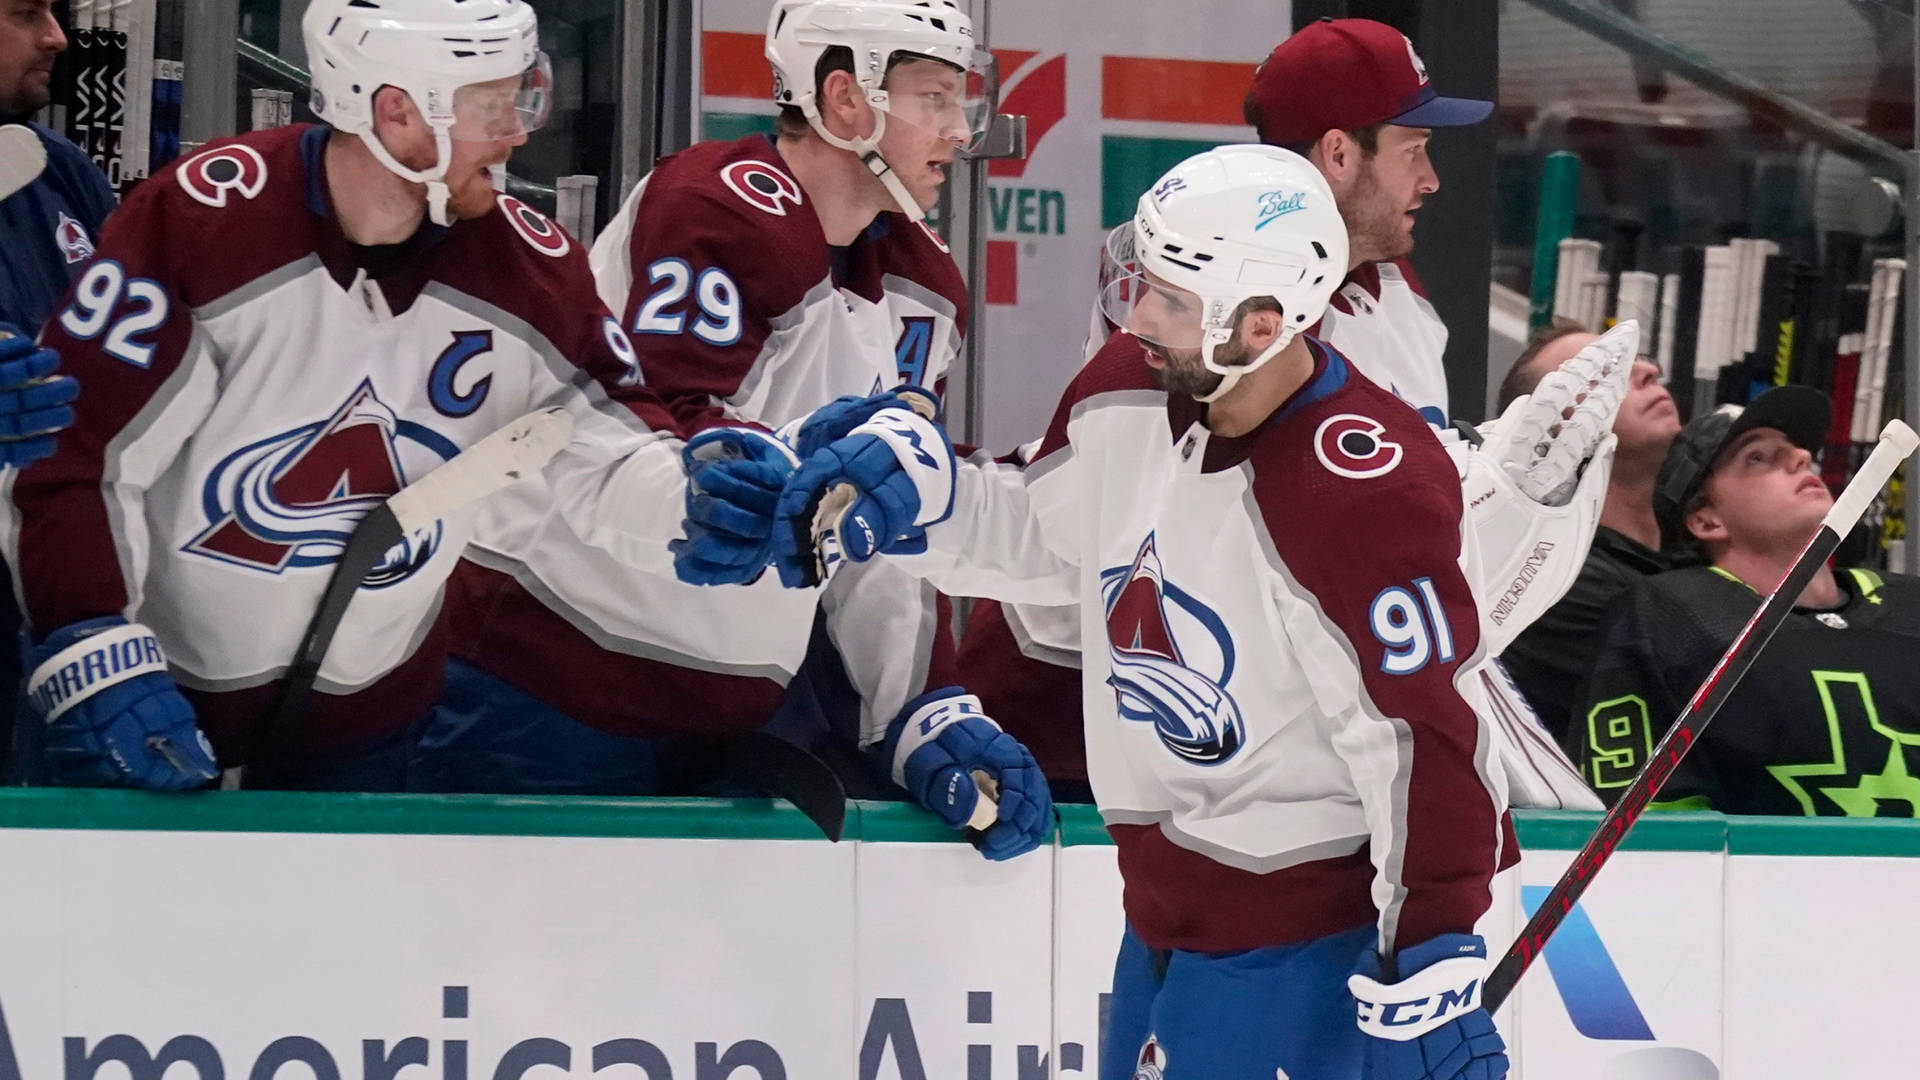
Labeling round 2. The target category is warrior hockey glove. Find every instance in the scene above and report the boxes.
[1478,319,1635,506]
[673,427,801,586]
[0,325,79,469]
[774,390,954,588]
[1348,933,1509,1080]
[26,617,218,790]
[882,688,1053,860]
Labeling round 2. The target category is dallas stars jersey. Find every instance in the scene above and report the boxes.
[450,134,968,742]
[911,332,1512,955]
[1,125,688,765]
[1568,565,1920,816]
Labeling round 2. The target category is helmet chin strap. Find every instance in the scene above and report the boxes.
[1192,331,1293,404]
[803,100,925,222]
[359,124,457,226]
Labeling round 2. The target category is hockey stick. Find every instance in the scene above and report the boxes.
[244,407,574,781]
[0,125,48,203]
[1483,418,1920,1014]
[722,731,851,842]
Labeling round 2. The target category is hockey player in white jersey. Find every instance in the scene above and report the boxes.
[415,0,1052,856]
[1,0,696,792]
[698,145,1514,1077]
[967,16,1618,812]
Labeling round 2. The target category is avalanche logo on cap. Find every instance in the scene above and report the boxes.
[1402,32,1431,85]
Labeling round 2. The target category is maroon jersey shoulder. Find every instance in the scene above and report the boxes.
[119,124,322,307]
[630,135,831,314]
[868,213,969,329]
[1258,346,1461,527]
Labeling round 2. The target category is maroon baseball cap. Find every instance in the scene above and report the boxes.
[1248,18,1493,146]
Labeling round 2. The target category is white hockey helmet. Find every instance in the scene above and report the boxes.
[765,0,997,220]
[1100,145,1348,402]
[304,0,552,225]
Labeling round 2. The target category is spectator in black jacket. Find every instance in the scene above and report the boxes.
[1496,319,1682,741]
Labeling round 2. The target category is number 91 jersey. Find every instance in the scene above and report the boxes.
[589,134,969,431]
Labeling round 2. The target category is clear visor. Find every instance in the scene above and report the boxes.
[448,52,554,141]
[878,47,999,153]
[1098,268,1209,352]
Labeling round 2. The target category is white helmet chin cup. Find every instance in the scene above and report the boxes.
[1114,144,1349,399]
[304,0,544,224]
[766,0,996,220]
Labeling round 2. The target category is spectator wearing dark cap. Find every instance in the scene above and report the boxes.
[1567,386,1920,816]
[1496,319,1683,742]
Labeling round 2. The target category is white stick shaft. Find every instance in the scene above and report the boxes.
[386,407,573,532]
[1829,421,1919,531]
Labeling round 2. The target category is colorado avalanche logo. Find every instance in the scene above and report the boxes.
[721,160,804,217]
[54,212,94,264]
[184,381,458,587]
[1102,533,1245,765]
[1314,412,1403,479]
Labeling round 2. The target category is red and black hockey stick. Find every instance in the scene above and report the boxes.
[1483,418,1920,1013]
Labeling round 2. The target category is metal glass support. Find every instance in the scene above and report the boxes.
[181,0,240,148]
[959,112,1027,449]
[1521,0,1906,171]
[1906,13,1920,572]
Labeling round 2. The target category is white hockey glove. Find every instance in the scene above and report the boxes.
[1457,320,1636,656]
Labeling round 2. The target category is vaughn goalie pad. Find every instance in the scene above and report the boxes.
[1457,320,1635,657]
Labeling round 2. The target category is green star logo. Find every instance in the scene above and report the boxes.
[1768,670,1920,816]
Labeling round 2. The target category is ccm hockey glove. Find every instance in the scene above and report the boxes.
[881,688,1052,860]
[1349,933,1508,1080]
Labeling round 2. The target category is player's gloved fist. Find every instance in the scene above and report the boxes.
[1348,933,1508,1080]
[1478,319,1634,505]
[672,427,801,586]
[773,390,954,588]
[882,687,1053,860]
[777,384,941,457]
[0,324,80,469]
[26,617,218,790]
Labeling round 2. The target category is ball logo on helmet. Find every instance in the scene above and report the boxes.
[1255,189,1308,230]
[721,160,805,217]
[1150,176,1186,204]
[1314,412,1404,480]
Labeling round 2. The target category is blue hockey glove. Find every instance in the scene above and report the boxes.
[1348,933,1509,1080]
[778,385,942,457]
[0,326,79,469]
[672,427,801,586]
[26,617,218,790]
[773,393,955,588]
[882,687,1052,860]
